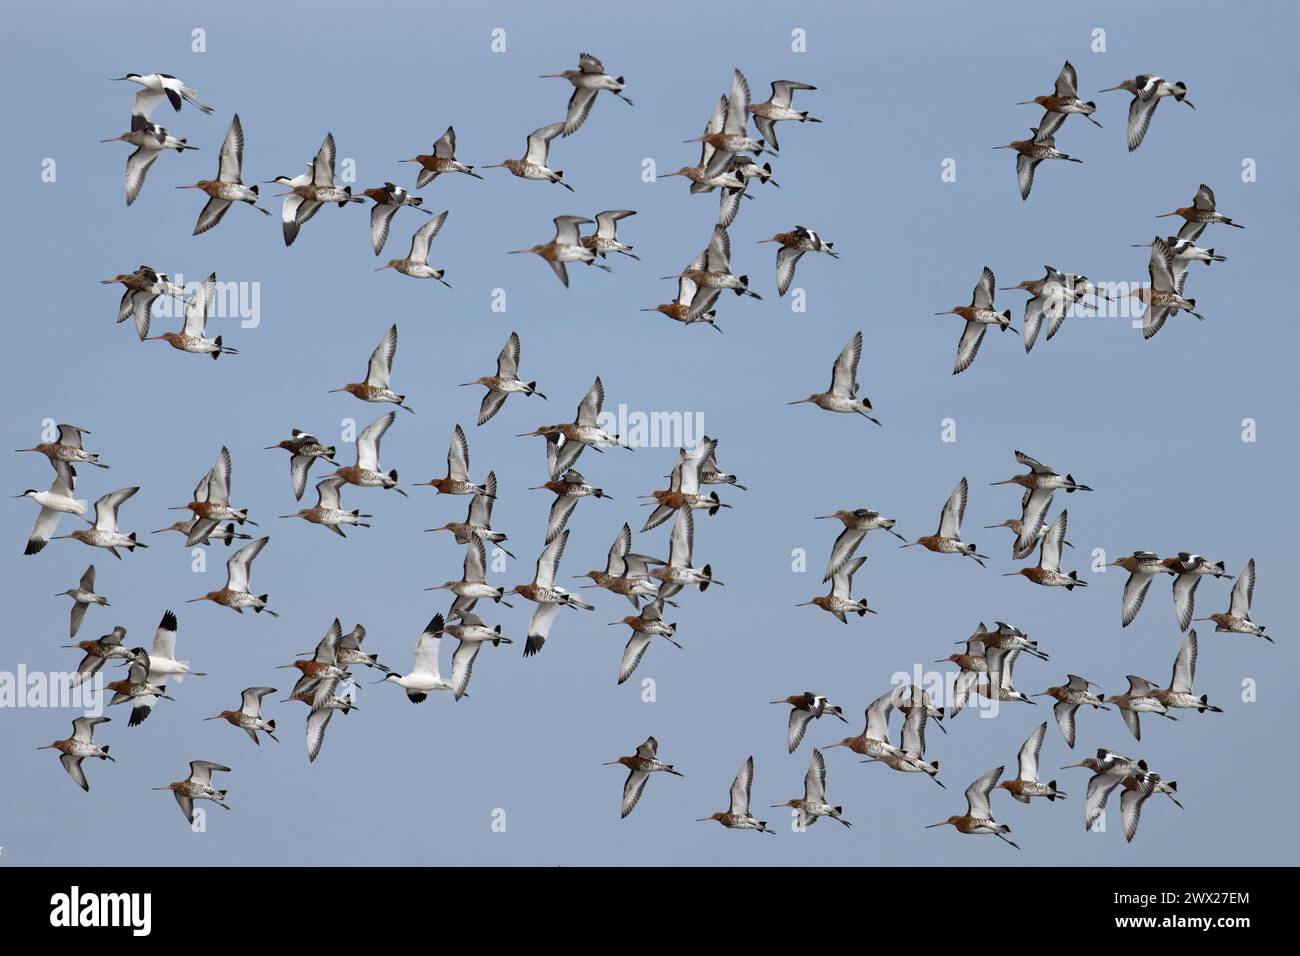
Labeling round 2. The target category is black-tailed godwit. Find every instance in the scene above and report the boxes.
[603,736,682,819]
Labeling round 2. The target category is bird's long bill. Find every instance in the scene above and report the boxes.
[923,821,948,828]
[1060,761,1090,769]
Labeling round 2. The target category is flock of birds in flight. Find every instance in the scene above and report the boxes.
[16,51,1271,846]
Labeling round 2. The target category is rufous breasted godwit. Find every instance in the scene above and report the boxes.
[1103,551,1173,627]
[603,736,682,819]
[509,215,610,287]
[176,114,270,234]
[816,507,906,581]
[431,610,512,700]
[935,267,1016,374]
[797,555,873,623]
[416,424,491,497]
[663,225,761,319]
[759,226,837,297]
[1004,511,1085,589]
[1018,61,1102,134]
[186,536,277,616]
[425,471,514,558]
[460,331,547,426]
[363,182,431,256]
[399,126,484,188]
[144,272,238,357]
[64,626,146,688]
[266,429,338,501]
[16,423,109,489]
[640,275,722,332]
[1163,552,1232,631]
[994,127,1082,201]
[518,376,625,478]
[1132,237,1205,340]
[1099,75,1194,151]
[425,537,512,612]
[41,716,116,791]
[647,507,720,602]
[281,619,352,709]
[268,132,364,247]
[824,686,909,759]
[613,596,679,685]
[106,653,172,727]
[661,95,748,209]
[153,760,231,824]
[171,446,256,546]
[900,477,986,566]
[770,693,848,753]
[510,528,593,657]
[205,687,278,745]
[579,522,664,608]
[748,79,821,152]
[1035,674,1108,748]
[1155,183,1243,242]
[997,722,1066,803]
[990,450,1092,560]
[1193,558,1270,641]
[773,748,852,829]
[331,410,407,496]
[581,209,639,261]
[639,438,730,533]
[1061,748,1147,833]
[102,266,185,340]
[925,766,1019,848]
[684,69,771,179]
[1150,630,1224,715]
[152,517,250,548]
[999,266,1109,351]
[104,113,197,205]
[861,689,943,786]
[698,756,773,833]
[534,468,610,545]
[1107,675,1177,741]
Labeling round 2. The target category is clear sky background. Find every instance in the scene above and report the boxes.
[2,0,1296,866]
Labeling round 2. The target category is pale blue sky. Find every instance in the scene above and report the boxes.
[2,0,1296,865]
